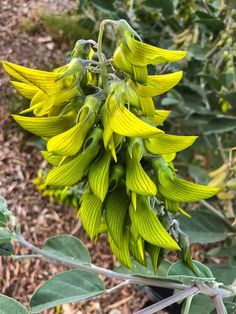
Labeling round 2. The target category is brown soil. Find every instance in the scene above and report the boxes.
[0,1,149,313]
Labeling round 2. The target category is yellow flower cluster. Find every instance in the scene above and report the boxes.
[2,20,220,269]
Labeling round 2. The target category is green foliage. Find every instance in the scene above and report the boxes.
[178,210,229,244]
[30,269,105,313]
[0,295,30,314]
[42,235,91,264]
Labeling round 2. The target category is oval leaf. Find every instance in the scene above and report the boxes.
[0,295,29,314]
[178,210,229,244]
[30,269,105,313]
[42,235,91,264]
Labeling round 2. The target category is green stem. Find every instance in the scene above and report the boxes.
[182,295,194,314]
[97,19,113,95]
[15,233,189,290]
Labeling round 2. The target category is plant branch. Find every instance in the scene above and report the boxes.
[15,233,189,290]
[136,286,199,314]
[212,294,227,314]
[200,200,233,228]
[106,280,130,294]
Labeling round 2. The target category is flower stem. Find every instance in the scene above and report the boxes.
[97,19,113,95]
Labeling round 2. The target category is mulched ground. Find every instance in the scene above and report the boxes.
[0,1,149,313]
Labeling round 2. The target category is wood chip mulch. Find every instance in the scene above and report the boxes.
[0,1,149,313]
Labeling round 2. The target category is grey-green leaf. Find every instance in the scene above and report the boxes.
[42,235,91,265]
[178,210,229,244]
[0,230,12,245]
[0,295,30,314]
[207,264,236,285]
[167,260,215,284]
[30,269,105,313]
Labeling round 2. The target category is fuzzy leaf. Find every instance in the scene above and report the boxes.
[42,234,91,264]
[30,269,105,313]
[0,295,30,314]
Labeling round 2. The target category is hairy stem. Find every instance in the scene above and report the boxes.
[212,294,227,314]
[136,286,199,314]
[97,19,113,95]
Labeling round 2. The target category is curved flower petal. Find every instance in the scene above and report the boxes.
[108,95,163,137]
[145,134,198,155]
[88,152,111,201]
[2,61,63,95]
[45,144,100,186]
[12,114,75,138]
[158,177,221,203]
[105,188,129,246]
[79,190,103,239]
[126,36,187,66]
[129,196,180,250]
[10,81,38,99]
[126,151,157,196]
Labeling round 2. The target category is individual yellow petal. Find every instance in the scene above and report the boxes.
[145,134,197,155]
[88,151,111,201]
[41,151,63,166]
[47,116,95,156]
[105,188,129,246]
[108,95,163,137]
[12,114,75,137]
[139,97,155,117]
[2,61,63,95]
[128,72,183,97]
[47,95,99,156]
[10,81,38,99]
[108,228,132,269]
[45,144,100,186]
[100,105,113,149]
[79,189,103,239]
[126,36,187,65]
[126,152,157,196]
[148,110,171,126]
[113,45,148,83]
[158,176,221,202]
[129,196,180,250]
